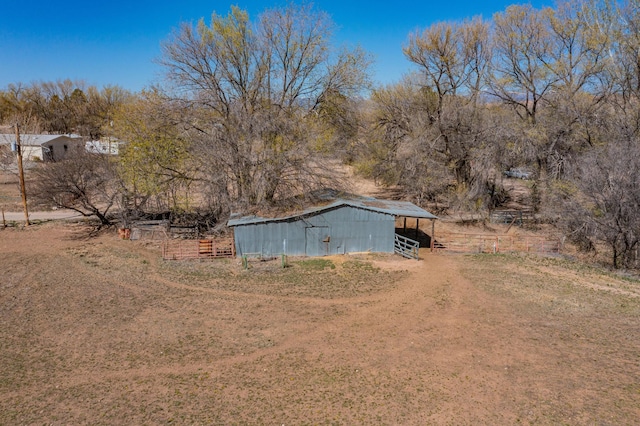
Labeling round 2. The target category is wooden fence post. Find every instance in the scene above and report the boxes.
[431,219,435,252]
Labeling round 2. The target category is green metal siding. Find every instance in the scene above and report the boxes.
[232,205,395,257]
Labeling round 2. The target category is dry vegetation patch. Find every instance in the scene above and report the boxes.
[1,224,639,424]
[156,255,404,300]
[459,254,640,423]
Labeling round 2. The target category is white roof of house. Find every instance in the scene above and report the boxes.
[0,134,82,146]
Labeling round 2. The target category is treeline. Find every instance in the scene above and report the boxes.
[3,1,640,268]
[362,0,640,268]
[0,80,131,138]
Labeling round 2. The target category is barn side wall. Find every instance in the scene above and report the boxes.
[232,205,395,257]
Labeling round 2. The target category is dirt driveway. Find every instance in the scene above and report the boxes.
[1,223,639,424]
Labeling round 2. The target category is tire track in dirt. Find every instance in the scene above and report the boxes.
[5,232,502,411]
[18,252,470,391]
[126,240,408,307]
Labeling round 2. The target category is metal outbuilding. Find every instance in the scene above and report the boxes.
[227,193,437,258]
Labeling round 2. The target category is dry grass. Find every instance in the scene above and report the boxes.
[0,171,22,212]
[1,223,639,424]
[458,253,640,423]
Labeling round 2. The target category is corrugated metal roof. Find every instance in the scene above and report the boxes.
[228,195,437,227]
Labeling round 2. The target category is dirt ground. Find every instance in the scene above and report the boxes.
[1,223,639,424]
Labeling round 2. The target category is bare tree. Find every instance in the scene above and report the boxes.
[29,152,120,225]
[159,4,371,209]
[368,18,496,209]
[558,133,640,268]
[489,5,558,125]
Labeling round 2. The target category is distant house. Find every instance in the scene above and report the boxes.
[228,192,437,258]
[0,134,84,162]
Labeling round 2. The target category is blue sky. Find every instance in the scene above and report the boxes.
[0,0,554,92]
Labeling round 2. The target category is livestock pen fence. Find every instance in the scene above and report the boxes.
[394,234,420,260]
[489,210,535,226]
[434,232,562,254]
[162,238,235,260]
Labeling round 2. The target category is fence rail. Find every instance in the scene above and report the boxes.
[435,233,561,254]
[162,239,235,260]
[490,210,535,226]
[394,234,420,260]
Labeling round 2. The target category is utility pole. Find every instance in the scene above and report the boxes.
[14,123,30,226]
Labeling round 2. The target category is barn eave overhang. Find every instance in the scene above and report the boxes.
[227,199,437,227]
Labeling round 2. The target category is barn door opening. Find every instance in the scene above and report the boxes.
[305,226,330,257]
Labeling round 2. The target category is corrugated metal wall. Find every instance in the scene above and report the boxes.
[233,205,395,257]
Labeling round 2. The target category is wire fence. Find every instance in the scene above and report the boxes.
[435,233,562,254]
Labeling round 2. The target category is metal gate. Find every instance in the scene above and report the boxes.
[162,239,235,260]
[394,234,420,260]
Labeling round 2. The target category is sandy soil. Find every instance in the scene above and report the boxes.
[1,223,639,424]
